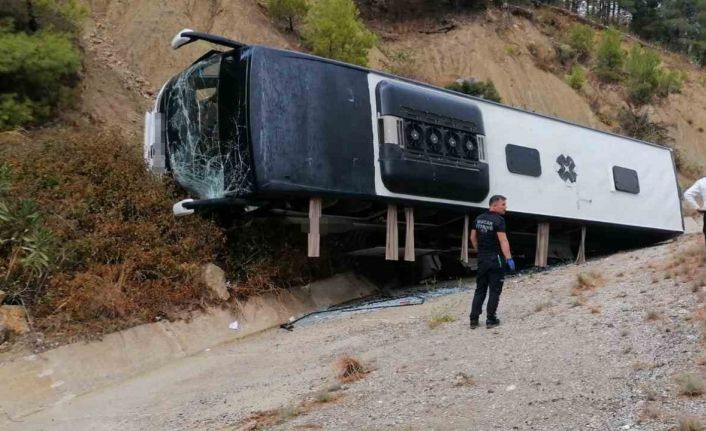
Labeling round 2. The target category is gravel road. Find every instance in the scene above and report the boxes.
[10,235,706,431]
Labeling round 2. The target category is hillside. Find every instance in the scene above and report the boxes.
[78,1,706,174]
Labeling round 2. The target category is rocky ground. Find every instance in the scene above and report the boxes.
[6,233,706,431]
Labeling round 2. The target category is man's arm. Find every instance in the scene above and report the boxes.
[684,180,703,210]
[470,229,478,251]
[497,232,512,260]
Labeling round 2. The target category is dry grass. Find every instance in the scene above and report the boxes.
[663,242,706,287]
[241,385,342,430]
[588,304,602,314]
[676,373,706,397]
[638,404,662,423]
[632,361,655,371]
[646,310,662,321]
[679,416,705,431]
[644,386,659,401]
[0,128,338,343]
[570,296,587,307]
[336,356,368,383]
[428,307,458,329]
[534,301,553,313]
[576,271,605,290]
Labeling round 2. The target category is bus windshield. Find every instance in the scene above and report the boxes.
[165,51,252,199]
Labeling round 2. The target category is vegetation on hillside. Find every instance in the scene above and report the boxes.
[446,79,503,103]
[0,1,85,131]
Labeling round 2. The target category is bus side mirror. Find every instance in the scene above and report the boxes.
[173,199,195,217]
[171,28,196,50]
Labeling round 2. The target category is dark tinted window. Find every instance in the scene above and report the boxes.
[505,144,541,177]
[613,166,640,194]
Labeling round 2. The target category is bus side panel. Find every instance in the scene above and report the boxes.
[248,48,376,197]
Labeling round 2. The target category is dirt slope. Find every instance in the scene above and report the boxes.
[7,234,705,430]
[77,0,296,132]
[369,13,602,129]
[78,3,706,169]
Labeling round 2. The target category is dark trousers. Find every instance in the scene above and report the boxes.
[470,258,505,321]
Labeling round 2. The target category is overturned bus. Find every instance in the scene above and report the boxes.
[144,30,683,271]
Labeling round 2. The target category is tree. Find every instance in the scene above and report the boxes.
[595,28,625,82]
[0,1,84,130]
[267,0,308,32]
[625,46,662,104]
[566,24,595,61]
[302,0,376,66]
[446,79,502,103]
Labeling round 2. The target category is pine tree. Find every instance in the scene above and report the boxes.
[302,0,376,66]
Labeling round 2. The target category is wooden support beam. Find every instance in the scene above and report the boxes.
[575,225,587,265]
[534,222,550,267]
[307,197,321,258]
[404,207,415,262]
[461,214,469,264]
[386,204,399,261]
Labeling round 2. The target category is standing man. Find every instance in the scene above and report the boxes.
[469,195,515,329]
[684,175,706,248]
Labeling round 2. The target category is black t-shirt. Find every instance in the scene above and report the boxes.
[473,211,506,261]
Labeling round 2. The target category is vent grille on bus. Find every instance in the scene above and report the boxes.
[477,135,486,162]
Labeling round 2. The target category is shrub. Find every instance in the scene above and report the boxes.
[335,355,367,383]
[0,129,226,337]
[428,306,457,328]
[0,166,55,303]
[679,417,704,431]
[446,79,502,103]
[566,24,595,61]
[595,28,625,82]
[566,65,587,90]
[555,43,578,67]
[617,107,672,145]
[380,48,418,78]
[0,94,36,130]
[676,373,706,397]
[625,46,661,105]
[302,0,376,66]
[267,0,308,32]
[0,24,81,130]
[657,68,686,97]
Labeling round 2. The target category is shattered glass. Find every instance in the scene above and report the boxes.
[165,54,253,199]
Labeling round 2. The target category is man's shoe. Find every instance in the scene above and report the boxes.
[470,319,479,329]
[486,317,501,328]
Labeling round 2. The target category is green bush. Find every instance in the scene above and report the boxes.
[625,46,661,105]
[0,0,87,34]
[555,43,577,66]
[0,94,36,130]
[0,1,85,131]
[0,165,55,303]
[446,79,502,103]
[267,0,308,32]
[566,24,595,61]
[657,68,685,97]
[566,65,587,90]
[595,28,625,82]
[302,0,376,66]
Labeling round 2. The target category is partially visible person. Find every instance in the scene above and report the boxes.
[469,195,515,329]
[683,175,706,248]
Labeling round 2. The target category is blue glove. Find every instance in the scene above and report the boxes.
[506,258,516,272]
